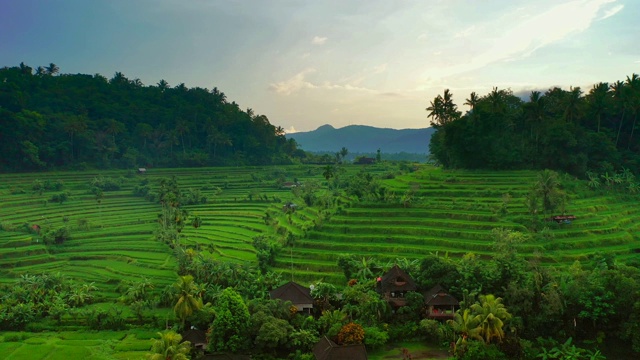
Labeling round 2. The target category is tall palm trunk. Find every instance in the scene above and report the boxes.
[615,109,625,147]
[629,113,637,150]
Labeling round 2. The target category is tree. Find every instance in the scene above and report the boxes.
[173,275,203,329]
[531,170,566,214]
[45,63,59,76]
[448,308,482,347]
[464,92,479,111]
[147,331,191,360]
[470,294,511,344]
[208,287,250,353]
[610,80,629,147]
[338,322,365,345]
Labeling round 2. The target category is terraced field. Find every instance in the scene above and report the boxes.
[0,166,333,297]
[2,165,639,292]
[280,168,640,284]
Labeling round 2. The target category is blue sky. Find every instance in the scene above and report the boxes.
[1,0,638,132]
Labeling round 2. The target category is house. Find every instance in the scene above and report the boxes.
[281,181,299,189]
[269,281,314,314]
[546,214,576,223]
[282,202,298,212]
[376,265,417,307]
[354,157,375,165]
[424,284,459,320]
[137,167,147,174]
[181,328,207,352]
[313,336,368,360]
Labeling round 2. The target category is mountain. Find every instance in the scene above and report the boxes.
[287,124,435,154]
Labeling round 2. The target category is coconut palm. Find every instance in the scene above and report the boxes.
[447,308,482,346]
[610,80,629,147]
[464,92,479,111]
[587,82,610,133]
[45,63,59,76]
[173,275,203,329]
[625,73,640,148]
[470,294,511,344]
[147,331,191,360]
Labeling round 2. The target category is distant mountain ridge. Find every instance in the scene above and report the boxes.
[287,124,434,154]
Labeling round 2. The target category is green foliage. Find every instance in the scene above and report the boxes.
[428,77,640,174]
[208,287,251,353]
[147,331,190,360]
[42,226,71,244]
[49,191,71,204]
[0,63,301,171]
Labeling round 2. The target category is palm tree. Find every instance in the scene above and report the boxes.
[173,275,203,329]
[147,331,191,360]
[447,308,482,348]
[45,63,59,76]
[563,86,583,123]
[625,73,640,148]
[426,96,444,127]
[157,79,169,92]
[464,92,479,111]
[470,294,511,344]
[610,80,629,147]
[587,82,610,133]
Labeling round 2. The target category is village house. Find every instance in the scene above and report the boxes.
[269,281,314,314]
[424,284,459,320]
[376,265,417,308]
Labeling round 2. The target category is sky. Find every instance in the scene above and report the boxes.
[1,0,639,133]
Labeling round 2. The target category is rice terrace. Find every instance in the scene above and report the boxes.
[1,163,640,359]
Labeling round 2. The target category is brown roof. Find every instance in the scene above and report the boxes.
[181,329,207,347]
[313,336,368,360]
[424,285,459,306]
[378,265,417,293]
[270,281,313,304]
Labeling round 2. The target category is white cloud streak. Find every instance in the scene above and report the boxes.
[420,0,622,84]
[311,36,327,45]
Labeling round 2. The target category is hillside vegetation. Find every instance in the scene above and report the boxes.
[1,164,640,358]
[427,77,640,175]
[0,63,304,172]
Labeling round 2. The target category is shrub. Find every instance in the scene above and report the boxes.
[337,322,365,345]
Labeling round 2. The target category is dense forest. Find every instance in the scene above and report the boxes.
[0,63,306,172]
[427,75,640,175]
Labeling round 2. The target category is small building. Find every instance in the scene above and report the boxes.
[281,181,299,189]
[376,265,417,307]
[313,336,368,360]
[546,214,576,223]
[424,284,459,320]
[354,157,375,165]
[181,328,207,352]
[269,281,314,314]
[137,167,147,174]
[282,202,298,212]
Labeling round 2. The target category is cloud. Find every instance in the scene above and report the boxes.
[311,36,327,45]
[419,0,621,84]
[284,126,298,134]
[600,4,623,19]
[416,33,428,42]
[269,69,317,95]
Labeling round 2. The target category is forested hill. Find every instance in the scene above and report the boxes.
[427,76,640,176]
[0,63,303,172]
[287,124,434,153]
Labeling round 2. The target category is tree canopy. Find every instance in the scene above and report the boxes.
[428,77,640,175]
[0,63,303,172]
